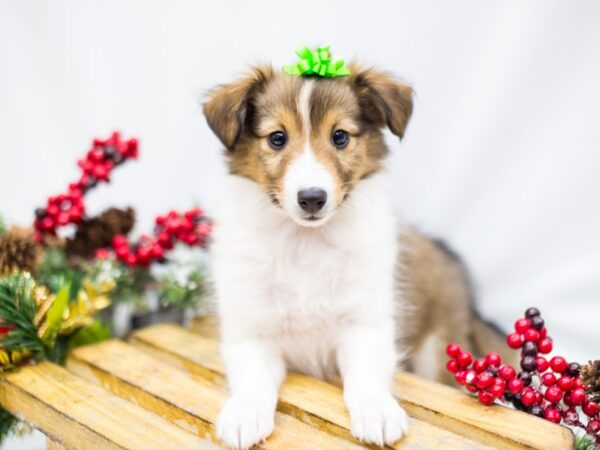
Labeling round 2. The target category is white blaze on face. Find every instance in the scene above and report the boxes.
[283,81,336,227]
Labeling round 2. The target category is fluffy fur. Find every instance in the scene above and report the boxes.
[204,64,507,449]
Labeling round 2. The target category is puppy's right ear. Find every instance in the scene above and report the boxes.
[203,66,274,151]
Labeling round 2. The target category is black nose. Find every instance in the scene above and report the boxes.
[297,188,327,214]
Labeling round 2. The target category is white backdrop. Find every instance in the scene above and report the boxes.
[1,1,599,366]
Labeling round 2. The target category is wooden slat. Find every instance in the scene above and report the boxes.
[133,323,574,450]
[47,438,67,450]
[0,362,209,450]
[67,340,365,450]
[131,324,496,450]
[190,315,220,339]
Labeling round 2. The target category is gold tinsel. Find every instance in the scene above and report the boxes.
[0,227,42,276]
[581,360,600,403]
[1,273,114,370]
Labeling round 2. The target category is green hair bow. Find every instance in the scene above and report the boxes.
[284,46,351,78]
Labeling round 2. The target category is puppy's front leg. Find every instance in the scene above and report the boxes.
[217,338,285,450]
[337,324,408,446]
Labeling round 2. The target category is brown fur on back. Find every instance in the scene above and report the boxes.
[398,228,515,385]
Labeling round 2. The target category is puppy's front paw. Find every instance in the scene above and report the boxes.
[216,397,275,450]
[347,394,409,446]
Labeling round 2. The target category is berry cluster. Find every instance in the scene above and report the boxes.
[107,208,211,267]
[446,308,599,444]
[33,132,138,240]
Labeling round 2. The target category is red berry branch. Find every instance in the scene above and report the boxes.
[33,131,211,267]
[447,308,600,444]
[33,132,138,240]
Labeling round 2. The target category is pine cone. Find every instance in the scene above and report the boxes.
[0,227,42,275]
[581,359,600,403]
[65,207,135,259]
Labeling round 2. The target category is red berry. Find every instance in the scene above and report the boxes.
[563,408,579,426]
[524,329,540,342]
[507,332,524,349]
[485,353,502,367]
[537,337,553,354]
[489,383,505,398]
[521,388,536,406]
[544,407,562,423]
[125,253,138,266]
[587,419,600,434]
[57,211,70,225]
[545,386,563,403]
[542,373,556,386]
[113,235,129,249]
[536,356,549,372]
[476,372,494,389]
[556,376,574,392]
[583,400,600,417]
[464,370,478,386]
[473,358,488,373]
[515,318,531,333]
[95,248,110,260]
[455,370,467,385]
[466,384,478,393]
[499,364,516,381]
[478,390,495,405]
[150,244,165,259]
[508,378,525,393]
[570,388,587,406]
[457,351,473,368]
[539,327,548,339]
[446,360,459,373]
[534,392,543,405]
[573,377,584,389]
[550,356,568,373]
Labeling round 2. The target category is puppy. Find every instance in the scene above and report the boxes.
[204,64,508,449]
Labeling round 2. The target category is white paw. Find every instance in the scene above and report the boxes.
[216,397,275,450]
[347,394,409,446]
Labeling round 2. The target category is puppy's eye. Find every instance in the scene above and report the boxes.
[267,131,287,150]
[332,130,349,149]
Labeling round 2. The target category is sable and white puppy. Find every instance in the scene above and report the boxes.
[204,65,508,449]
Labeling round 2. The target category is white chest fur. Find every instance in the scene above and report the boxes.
[211,173,400,378]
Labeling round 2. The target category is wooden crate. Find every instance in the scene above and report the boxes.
[0,317,574,449]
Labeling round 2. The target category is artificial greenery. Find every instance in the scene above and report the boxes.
[0,409,18,448]
[157,263,205,310]
[576,434,600,450]
[0,218,6,236]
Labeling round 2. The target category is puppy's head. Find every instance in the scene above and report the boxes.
[204,65,413,227]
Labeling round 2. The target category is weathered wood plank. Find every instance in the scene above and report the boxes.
[67,340,365,450]
[47,438,67,450]
[190,315,220,339]
[133,322,574,450]
[131,324,495,449]
[0,361,208,450]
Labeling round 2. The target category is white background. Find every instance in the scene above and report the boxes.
[0,4,599,444]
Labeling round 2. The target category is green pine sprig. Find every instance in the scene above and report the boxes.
[0,408,19,448]
[0,274,45,358]
[576,435,600,450]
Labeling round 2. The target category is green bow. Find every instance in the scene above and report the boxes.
[284,46,351,78]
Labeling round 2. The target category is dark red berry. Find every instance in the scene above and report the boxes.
[507,332,524,349]
[542,372,557,386]
[545,386,563,403]
[518,371,533,386]
[515,318,531,333]
[446,360,459,373]
[583,400,600,417]
[529,315,545,330]
[524,307,541,318]
[566,362,581,377]
[485,353,502,367]
[537,337,553,354]
[521,356,537,372]
[536,356,549,372]
[556,376,573,391]
[550,356,568,373]
[522,341,538,356]
[446,343,461,358]
[587,419,600,434]
[457,351,473,367]
[563,408,579,426]
[478,390,495,405]
[544,407,562,423]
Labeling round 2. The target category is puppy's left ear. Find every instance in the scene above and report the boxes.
[350,66,414,139]
[204,66,274,150]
